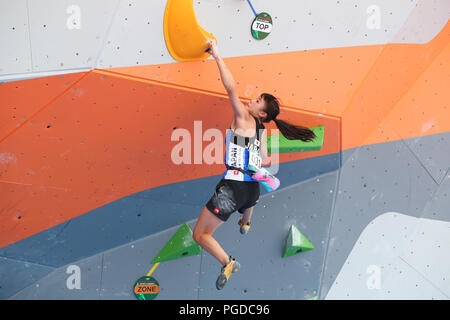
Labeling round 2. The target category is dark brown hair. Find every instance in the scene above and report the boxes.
[260,93,317,142]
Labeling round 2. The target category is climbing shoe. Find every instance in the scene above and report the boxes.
[216,256,240,290]
[238,219,251,235]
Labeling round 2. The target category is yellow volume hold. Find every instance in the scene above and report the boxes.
[163,0,217,61]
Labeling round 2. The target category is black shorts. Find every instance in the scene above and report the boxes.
[205,179,260,222]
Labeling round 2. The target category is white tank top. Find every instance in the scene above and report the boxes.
[222,116,265,182]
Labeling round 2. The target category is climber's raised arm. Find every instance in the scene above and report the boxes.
[207,39,248,120]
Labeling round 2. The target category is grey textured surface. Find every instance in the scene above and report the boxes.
[325,173,450,299]
[0,257,54,300]
[393,0,450,44]
[27,0,119,72]
[319,135,446,299]
[10,222,204,300]
[194,0,419,57]
[324,212,449,299]
[399,170,450,297]
[99,221,202,300]
[0,0,32,75]
[400,132,450,185]
[97,0,167,69]
[400,216,450,298]
[10,254,103,299]
[419,168,450,222]
[197,172,337,300]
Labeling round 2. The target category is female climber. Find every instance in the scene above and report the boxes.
[193,39,316,290]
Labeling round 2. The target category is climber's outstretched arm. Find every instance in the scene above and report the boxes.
[207,39,248,120]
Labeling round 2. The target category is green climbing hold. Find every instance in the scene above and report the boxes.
[282,225,314,258]
[151,223,202,264]
[307,295,318,300]
[267,125,324,154]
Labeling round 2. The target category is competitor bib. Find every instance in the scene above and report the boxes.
[248,149,262,171]
[227,142,245,169]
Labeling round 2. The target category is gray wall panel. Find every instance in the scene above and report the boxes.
[0,257,54,299]
[420,168,450,222]
[2,0,448,76]
[0,0,32,75]
[401,132,450,185]
[96,0,167,68]
[99,221,202,300]
[393,0,450,44]
[197,171,338,299]
[325,212,449,299]
[10,254,103,299]
[97,0,423,68]
[27,0,119,72]
[319,137,444,299]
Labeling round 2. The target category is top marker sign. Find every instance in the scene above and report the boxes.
[251,12,272,40]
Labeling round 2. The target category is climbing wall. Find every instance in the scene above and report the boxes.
[1,0,449,300]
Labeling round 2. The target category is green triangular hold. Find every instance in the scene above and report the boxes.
[151,223,202,264]
[307,296,318,300]
[282,225,314,258]
[267,125,324,154]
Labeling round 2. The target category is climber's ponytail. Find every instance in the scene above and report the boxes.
[261,93,316,142]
